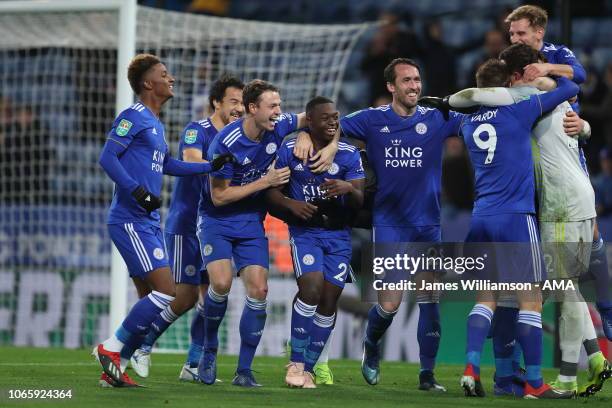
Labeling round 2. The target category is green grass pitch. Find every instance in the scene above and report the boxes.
[0,347,610,408]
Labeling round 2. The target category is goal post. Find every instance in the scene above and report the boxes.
[0,0,135,337]
[0,0,372,354]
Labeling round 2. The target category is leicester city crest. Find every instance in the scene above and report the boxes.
[327,162,339,175]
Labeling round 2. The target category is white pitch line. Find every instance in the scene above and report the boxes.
[0,362,357,368]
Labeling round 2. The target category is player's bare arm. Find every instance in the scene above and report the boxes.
[563,111,591,139]
[529,76,556,91]
[210,161,290,206]
[182,147,207,163]
[523,63,576,82]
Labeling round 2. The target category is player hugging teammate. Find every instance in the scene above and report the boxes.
[419,3,611,399]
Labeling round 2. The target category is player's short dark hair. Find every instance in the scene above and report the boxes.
[499,43,545,76]
[476,59,511,88]
[209,73,245,111]
[505,5,548,30]
[242,79,279,113]
[384,58,421,84]
[127,54,161,94]
[305,96,334,115]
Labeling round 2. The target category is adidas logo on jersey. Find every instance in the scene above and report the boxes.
[152,128,157,135]
[294,163,304,171]
[242,157,251,165]
[380,126,390,133]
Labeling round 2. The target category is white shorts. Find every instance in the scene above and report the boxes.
[539,219,594,279]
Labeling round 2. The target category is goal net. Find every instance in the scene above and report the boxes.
[0,2,371,357]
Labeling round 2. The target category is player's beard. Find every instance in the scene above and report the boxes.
[399,94,418,112]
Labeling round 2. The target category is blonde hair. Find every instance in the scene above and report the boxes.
[505,5,548,30]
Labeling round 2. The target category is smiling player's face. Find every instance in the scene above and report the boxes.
[388,64,421,111]
[144,63,175,101]
[308,103,339,144]
[217,86,244,125]
[509,19,544,50]
[251,91,281,132]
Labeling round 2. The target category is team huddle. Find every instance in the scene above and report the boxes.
[93,4,612,400]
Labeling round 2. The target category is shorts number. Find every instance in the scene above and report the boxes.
[472,123,497,164]
[334,263,348,281]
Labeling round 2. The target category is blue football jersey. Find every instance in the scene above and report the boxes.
[107,102,168,225]
[199,113,298,223]
[540,42,585,84]
[276,138,365,238]
[165,118,218,235]
[540,42,585,111]
[461,98,548,216]
[340,104,462,227]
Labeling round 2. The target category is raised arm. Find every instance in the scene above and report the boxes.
[448,88,515,108]
[523,63,584,82]
[436,77,556,110]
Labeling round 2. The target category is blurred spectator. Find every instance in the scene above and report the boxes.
[593,147,612,216]
[442,138,473,212]
[188,0,230,15]
[494,6,514,41]
[361,11,422,104]
[372,94,392,107]
[420,20,457,96]
[468,29,510,86]
[0,99,53,204]
[581,62,612,149]
[578,60,608,172]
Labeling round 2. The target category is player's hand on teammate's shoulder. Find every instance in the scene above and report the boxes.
[309,142,337,173]
[288,200,318,220]
[131,186,162,214]
[320,178,352,198]
[293,131,314,164]
[418,96,451,120]
[263,159,290,187]
[211,153,236,171]
[291,130,338,173]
